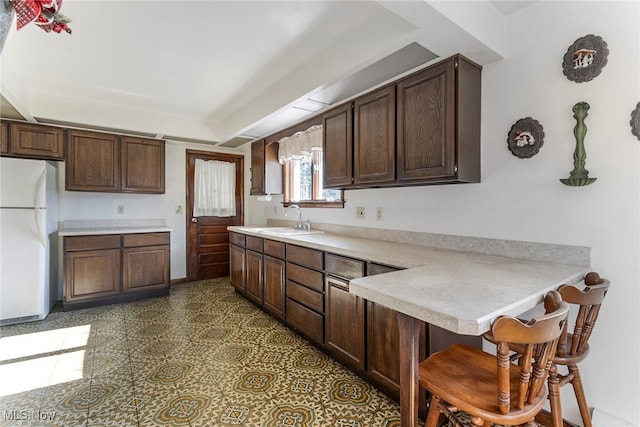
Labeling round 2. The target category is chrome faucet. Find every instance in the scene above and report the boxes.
[285,204,311,231]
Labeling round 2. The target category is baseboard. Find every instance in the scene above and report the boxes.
[170,277,188,285]
[592,408,638,427]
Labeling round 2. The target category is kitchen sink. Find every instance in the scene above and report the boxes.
[249,227,325,236]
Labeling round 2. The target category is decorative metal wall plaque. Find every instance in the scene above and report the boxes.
[562,34,609,83]
[507,117,545,158]
[631,102,640,141]
[560,102,597,186]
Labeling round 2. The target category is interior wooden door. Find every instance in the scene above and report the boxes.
[186,150,244,281]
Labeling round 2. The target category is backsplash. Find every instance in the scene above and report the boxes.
[267,219,590,267]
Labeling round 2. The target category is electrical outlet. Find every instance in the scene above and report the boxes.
[376,207,383,220]
[356,207,365,219]
[117,205,125,214]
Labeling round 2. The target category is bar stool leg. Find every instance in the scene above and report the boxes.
[569,365,592,427]
[547,364,564,427]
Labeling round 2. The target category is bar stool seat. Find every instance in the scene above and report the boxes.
[419,291,569,427]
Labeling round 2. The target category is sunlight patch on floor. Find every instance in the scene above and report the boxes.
[0,325,91,397]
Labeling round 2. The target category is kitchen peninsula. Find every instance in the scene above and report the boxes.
[228,224,590,420]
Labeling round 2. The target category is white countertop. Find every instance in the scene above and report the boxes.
[229,225,589,335]
[349,259,586,335]
[59,219,172,236]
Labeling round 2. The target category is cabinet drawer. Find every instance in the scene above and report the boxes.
[229,232,246,247]
[64,235,121,252]
[264,239,285,258]
[286,244,323,270]
[325,253,364,280]
[122,232,169,248]
[287,263,323,292]
[287,280,323,313]
[286,298,324,344]
[246,236,263,252]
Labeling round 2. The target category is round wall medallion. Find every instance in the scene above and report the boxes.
[631,102,640,141]
[562,34,609,83]
[507,117,545,159]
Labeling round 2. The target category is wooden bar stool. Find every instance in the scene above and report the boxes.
[418,291,569,427]
[547,272,610,427]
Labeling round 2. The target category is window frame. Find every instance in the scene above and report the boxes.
[283,151,344,208]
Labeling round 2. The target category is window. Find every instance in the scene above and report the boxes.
[278,125,343,208]
[283,151,343,207]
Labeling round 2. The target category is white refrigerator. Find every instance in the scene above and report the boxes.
[0,157,59,325]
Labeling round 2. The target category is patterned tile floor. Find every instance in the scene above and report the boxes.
[0,278,414,427]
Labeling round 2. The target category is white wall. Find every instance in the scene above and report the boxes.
[253,2,639,424]
[58,141,249,280]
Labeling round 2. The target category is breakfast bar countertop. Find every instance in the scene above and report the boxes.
[349,261,588,336]
[58,219,172,236]
[228,225,590,335]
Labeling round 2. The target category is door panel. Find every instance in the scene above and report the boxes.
[186,150,244,281]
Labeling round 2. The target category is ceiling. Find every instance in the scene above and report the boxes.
[0,1,535,148]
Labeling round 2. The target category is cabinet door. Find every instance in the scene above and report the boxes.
[325,276,365,370]
[245,250,263,304]
[250,139,265,194]
[263,255,285,319]
[66,129,119,192]
[1,122,8,154]
[122,245,169,293]
[250,139,282,196]
[396,59,456,182]
[322,103,352,188]
[229,244,246,294]
[64,249,121,302]
[366,301,402,393]
[353,85,396,185]
[9,122,64,160]
[121,137,165,193]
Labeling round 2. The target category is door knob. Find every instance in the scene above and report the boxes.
[191,218,198,223]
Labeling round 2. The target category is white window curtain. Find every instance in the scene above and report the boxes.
[193,159,236,217]
[278,124,323,164]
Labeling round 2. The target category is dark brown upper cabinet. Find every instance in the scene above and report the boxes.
[397,55,480,184]
[353,85,396,186]
[121,136,165,193]
[322,103,353,188]
[0,122,7,154]
[66,129,120,192]
[322,54,481,190]
[250,139,281,195]
[6,122,64,160]
[66,129,165,194]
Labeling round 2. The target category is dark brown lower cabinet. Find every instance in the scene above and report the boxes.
[285,250,325,344]
[65,248,121,303]
[325,276,365,370]
[122,246,169,293]
[63,233,170,309]
[263,255,285,319]
[245,250,263,304]
[229,243,246,294]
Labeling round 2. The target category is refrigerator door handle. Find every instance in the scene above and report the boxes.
[34,168,47,247]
